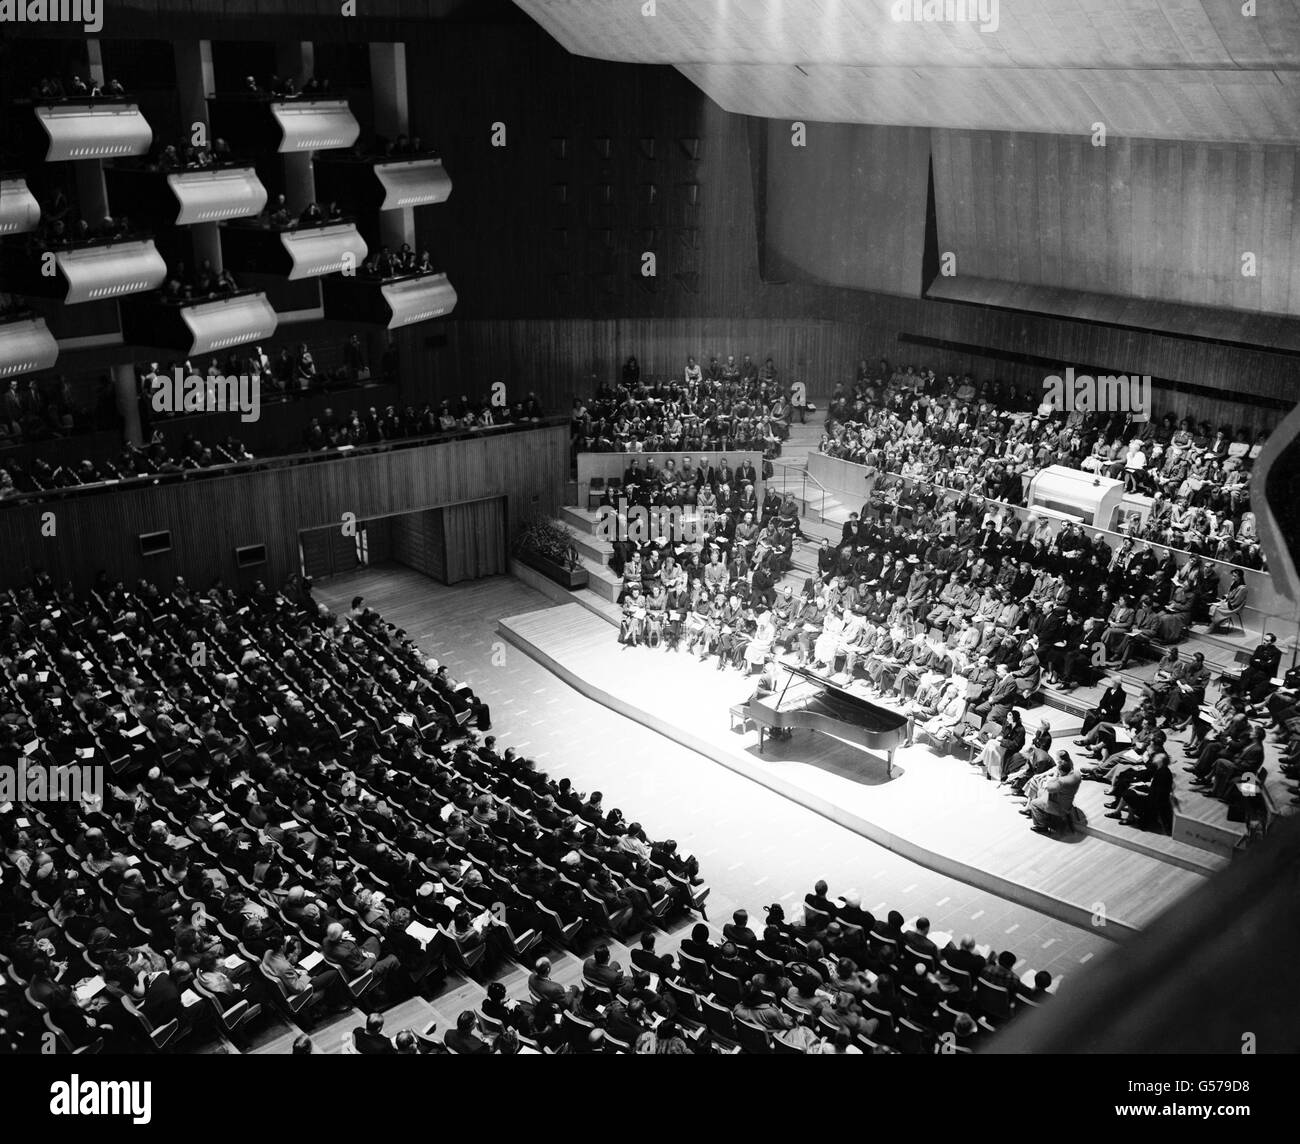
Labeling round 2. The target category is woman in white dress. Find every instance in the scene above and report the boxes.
[812,609,844,671]
[919,683,968,752]
[744,611,777,671]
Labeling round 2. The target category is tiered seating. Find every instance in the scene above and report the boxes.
[436,892,1057,1055]
[573,352,796,456]
[0,390,548,504]
[0,575,709,1054]
[822,366,1267,570]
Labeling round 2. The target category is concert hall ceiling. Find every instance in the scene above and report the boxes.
[515,0,1300,145]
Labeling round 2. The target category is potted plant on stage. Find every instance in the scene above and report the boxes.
[514,515,588,590]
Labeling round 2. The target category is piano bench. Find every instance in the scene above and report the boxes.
[730,704,753,733]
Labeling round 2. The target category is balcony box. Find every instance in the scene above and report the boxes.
[103,165,267,227]
[0,315,58,379]
[221,220,368,280]
[0,176,41,235]
[207,96,360,155]
[121,291,278,356]
[0,237,166,304]
[313,154,452,214]
[32,101,152,161]
[323,272,457,329]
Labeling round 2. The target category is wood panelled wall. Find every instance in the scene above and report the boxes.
[391,509,446,583]
[932,132,1300,317]
[0,425,566,592]
[760,122,931,296]
[6,15,1293,448]
[390,18,1297,425]
[397,307,1293,437]
[404,21,915,324]
[403,317,880,408]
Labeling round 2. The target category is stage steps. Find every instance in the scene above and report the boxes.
[511,558,623,626]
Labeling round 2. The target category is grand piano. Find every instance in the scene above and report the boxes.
[748,662,910,776]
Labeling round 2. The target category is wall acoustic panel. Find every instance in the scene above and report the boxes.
[0,177,42,235]
[56,240,167,304]
[930,131,1300,319]
[0,317,58,379]
[760,121,931,297]
[35,102,153,161]
[269,99,361,152]
[168,167,268,225]
[373,158,453,209]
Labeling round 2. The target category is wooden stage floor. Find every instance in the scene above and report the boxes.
[499,602,1210,936]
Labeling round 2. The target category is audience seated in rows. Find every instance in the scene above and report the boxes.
[572,352,798,458]
[0,572,709,1053]
[822,363,1268,569]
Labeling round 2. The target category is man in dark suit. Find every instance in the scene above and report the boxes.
[713,941,753,981]
[1029,755,1082,833]
[1238,634,1282,701]
[903,917,940,962]
[736,459,758,487]
[1023,970,1054,1003]
[836,895,876,937]
[945,935,987,981]
[1200,725,1266,801]
[142,962,198,1033]
[322,922,401,986]
[582,943,625,991]
[975,665,1018,719]
[604,996,649,1045]
[630,933,674,979]
[1078,677,1127,738]
[352,1013,396,1054]
[443,1010,491,1055]
[527,957,574,1009]
[803,880,838,923]
[871,910,906,952]
[722,908,757,948]
[678,923,717,966]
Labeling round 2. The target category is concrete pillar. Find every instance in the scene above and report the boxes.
[276,42,317,211]
[112,362,142,446]
[172,40,222,272]
[369,42,415,251]
[74,40,110,227]
[85,40,105,87]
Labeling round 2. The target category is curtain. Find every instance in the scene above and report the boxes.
[442,498,507,584]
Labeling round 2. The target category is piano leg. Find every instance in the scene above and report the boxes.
[758,726,765,753]
[886,748,895,778]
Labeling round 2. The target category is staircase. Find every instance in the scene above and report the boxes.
[541,402,834,623]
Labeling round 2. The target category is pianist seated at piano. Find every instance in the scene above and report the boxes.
[748,660,910,771]
[749,655,792,740]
